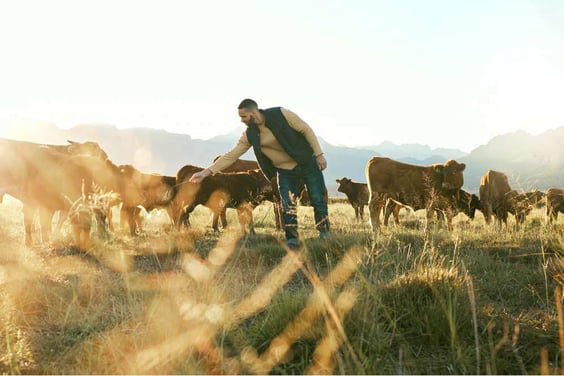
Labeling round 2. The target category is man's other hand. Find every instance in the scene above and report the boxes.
[316,154,327,171]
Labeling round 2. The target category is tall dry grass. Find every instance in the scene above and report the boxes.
[0,197,563,374]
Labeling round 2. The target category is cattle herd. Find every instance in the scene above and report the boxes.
[0,137,563,249]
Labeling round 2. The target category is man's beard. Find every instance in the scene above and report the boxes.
[245,116,257,127]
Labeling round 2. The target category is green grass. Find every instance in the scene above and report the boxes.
[0,197,563,374]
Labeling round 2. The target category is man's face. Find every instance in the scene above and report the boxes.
[239,108,259,127]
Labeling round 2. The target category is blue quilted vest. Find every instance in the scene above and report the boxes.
[246,107,316,180]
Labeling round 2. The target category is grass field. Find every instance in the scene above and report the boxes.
[0,196,563,374]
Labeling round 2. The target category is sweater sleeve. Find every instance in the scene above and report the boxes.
[208,131,252,174]
[281,108,324,157]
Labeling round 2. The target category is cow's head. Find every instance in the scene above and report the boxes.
[435,160,465,190]
[336,177,353,194]
[248,169,273,205]
[67,140,109,161]
[527,189,546,208]
[465,193,481,219]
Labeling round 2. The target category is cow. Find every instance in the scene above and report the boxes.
[0,138,111,245]
[335,177,407,224]
[210,156,308,230]
[172,164,207,228]
[116,164,178,235]
[365,157,466,232]
[479,170,512,226]
[179,169,272,234]
[335,177,368,220]
[502,189,545,229]
[546,188,564,224]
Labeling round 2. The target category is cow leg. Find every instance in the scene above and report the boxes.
[53,210,68,234]
[237,201,255,234]
[359,204,364,220]
[39,207,54,243]
[353,205,360,220]
[211,209,221,232]
[483,203,493,225]
[220,208,228,230]
[178,207,192,228]
[22,204,36,246]
[383,199,395,226]
[368,192,383,232]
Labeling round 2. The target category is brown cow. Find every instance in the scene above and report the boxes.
[335,177,407,224]
[0,138,111,245]
[179,169,272,233]
[503,189,545,229]
[116,164,178,234]
[546,188,564,224]
[479,170,512,226]
[172,164,206,228]
[365,157,466,232]
[210,155,308,230]
[335,177,368,220]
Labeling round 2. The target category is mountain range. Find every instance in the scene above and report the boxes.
[7,123,564,195]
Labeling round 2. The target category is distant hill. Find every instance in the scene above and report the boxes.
[460,128,564,192]
[6,124,564,195]
[357,141,468,161]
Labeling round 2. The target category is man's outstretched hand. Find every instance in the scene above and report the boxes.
[188,168,212,183]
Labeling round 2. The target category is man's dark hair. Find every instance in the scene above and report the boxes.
[238,98,258,110]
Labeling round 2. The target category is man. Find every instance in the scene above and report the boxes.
[189,98,330,249]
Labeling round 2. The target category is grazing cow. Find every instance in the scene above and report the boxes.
[432,189,481,230]
[180,170,272,233]
[503,189,545,229]
[365,157,466,232]
[0,138,111,245]
[116,164,178,234]
[546,188,564,224]
[479,170,512,226]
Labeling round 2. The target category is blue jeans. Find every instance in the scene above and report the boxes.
[277,158,330,244]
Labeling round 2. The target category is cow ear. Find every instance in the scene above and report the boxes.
[434,166,443,174]
[336,179,341,183]
[459,163,466,172]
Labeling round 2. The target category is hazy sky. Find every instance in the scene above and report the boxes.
[1,0,563,152]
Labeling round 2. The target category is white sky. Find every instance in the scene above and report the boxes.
[1,0,563,152]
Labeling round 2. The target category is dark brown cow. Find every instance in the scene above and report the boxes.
[335,177,368,220]
[210,156,308,230]
[212,155,260,172]
[365,157,466,232]
[503,189,545,229]
[179,170,272,233]
[0,138,111,245]
[479,170,512,226]
[335,177,406,224]
[546,188,564,224]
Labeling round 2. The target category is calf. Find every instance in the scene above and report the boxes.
[336,177,368,220]
[180,170,271,234]
[503,189,545,229]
